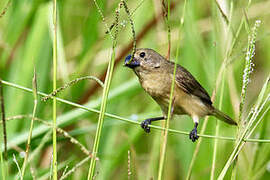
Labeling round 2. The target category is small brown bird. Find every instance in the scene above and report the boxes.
[124,48,237,142]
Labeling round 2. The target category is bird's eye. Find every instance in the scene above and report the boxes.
[139,52,145,58]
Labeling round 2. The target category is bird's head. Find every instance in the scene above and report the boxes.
[124,48,163,75]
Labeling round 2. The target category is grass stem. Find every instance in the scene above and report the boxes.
[52,0,58,179]
[0,80,6,180]
[157,1,172,179]
[87,43,117,179]
[1,80,270,143]
[21,70,38,178]
[210,71,225,180]
[87,2,120,178]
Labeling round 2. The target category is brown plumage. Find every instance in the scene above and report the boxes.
[124,48,237,142]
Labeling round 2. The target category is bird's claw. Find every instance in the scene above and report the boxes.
[141,119,151,133]
[189,128,199,142]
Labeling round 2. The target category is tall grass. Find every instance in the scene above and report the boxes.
[218,19,262,179]
[211,1,234,179]
[87,0,119,178]
[52,0,58,179]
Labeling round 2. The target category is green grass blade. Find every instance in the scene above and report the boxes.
[52,0,58,179]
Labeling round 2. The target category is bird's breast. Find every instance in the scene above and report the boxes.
[139,72,171,98]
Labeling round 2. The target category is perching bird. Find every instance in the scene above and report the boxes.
[124,48,237,142]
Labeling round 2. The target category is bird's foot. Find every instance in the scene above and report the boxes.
[189,128,199,142]
[141,119,152,133]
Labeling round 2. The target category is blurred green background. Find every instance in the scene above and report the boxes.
[0,0,269,179]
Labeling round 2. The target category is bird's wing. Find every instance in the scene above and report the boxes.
[174,65,212,105]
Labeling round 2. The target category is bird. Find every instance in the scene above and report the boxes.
[124,48,237,142]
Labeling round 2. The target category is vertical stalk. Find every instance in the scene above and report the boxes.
[186,117,210,180]
[218,93,268,179]
[52,0,58,179]
[210,71,225,179]
[87,45,117,179]
[166,0,171,59]
[0,80,6,180]
[186,63,225,180]
[211,0,232,174]
[157,65,175,180]
[187,1,241,178]
[249,79,269,176]
[0,81,7,161]
[87,3,119,177]
[157,0,171,179]
[21,70,38,178]
[231,19,261,180]
[0,148,5,180]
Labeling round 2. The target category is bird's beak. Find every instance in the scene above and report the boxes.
[124,54,140,68]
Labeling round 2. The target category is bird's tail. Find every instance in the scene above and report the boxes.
[211,108,237,126]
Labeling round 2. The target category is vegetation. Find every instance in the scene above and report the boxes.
[0,0,269,179]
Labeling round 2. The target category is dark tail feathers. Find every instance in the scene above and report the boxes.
[211,108,237,126]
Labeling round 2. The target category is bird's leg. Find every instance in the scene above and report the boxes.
[141,117,165,133]
[189,116,199,142]
[141,98,175,133]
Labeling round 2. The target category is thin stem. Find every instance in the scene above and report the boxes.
[0,0,11,18]
[186,2,247,178]
[0,80,7,160]
[166,0,171,59]
[0,149,5,180]
[21,70,38,178]
[157,1,171,179]
[0,80,6,180]
[87,43,117,179]
[214,0,229,25]
[249,110,268,177]
[211,71,225,180]
[1,80,270,143]
[186,116,210,180]
[60,156,90,180]
[52,0,58,179]
[186,63,224,180]
[235,104,270,170]
[231,19,261,180]
[6,115,92,156]
[13,154,22,179]
[29,131,52,162]
[218,93,269,179]
[211,1,234,178]
[120,0,136,62]
[42,76,104,101]
[87,2,119,178]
